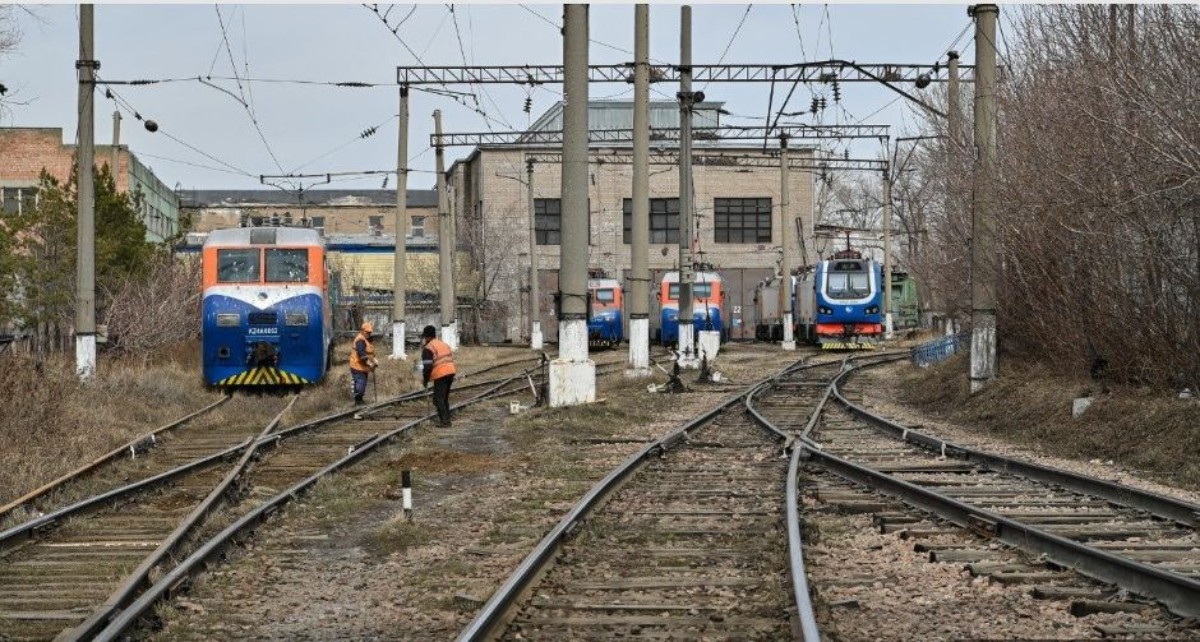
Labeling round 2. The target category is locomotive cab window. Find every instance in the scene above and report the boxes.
[266,249,309,283]
[217,249,261,283]
[667,283,713,300]
[826,271,870,299]
[594,289,615,304]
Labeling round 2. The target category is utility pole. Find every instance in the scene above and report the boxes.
[778,133,796,351]
[110,110,121,177]
[391,86,409,360]
[526,158,543,350]
[627,3,651,376]
[947,51,962,147]
[75,3,97,380]
[676,5,699,368]
[969,4,998,393]
[548,3,595,407]
[434,109,457,349]
[883,167,894,340]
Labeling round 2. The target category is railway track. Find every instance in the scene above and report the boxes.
[457,355,846,641]
[0,356,545,642]
[746,356,1200,637]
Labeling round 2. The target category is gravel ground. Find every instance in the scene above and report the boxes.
[144,344,808,641]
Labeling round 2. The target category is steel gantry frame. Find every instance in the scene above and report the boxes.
[432,124,889,148]
[523,149,888,172]
[397,60,973,86]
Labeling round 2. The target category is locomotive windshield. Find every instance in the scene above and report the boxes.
[594,288,615,304]
[667,283,713,300]
[217,249,261,283]
[266,249,309,283]
[825,261,870,300]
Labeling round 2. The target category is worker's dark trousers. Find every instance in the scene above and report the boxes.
[432,374,454,424]
[351,369,369,401]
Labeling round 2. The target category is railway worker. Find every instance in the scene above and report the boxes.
[420,325,457,427]
[350,322,378,405]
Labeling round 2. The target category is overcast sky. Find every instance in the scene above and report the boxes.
[3,3,982,193]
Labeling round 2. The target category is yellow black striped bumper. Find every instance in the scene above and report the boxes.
[821,342,878,351]
[217,367,310,386]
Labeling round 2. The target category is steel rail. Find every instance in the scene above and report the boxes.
[780,360,1200,619]
[66,396,300,640]
[1,363,549,551]
[0,438,251,556]
[741,362,841,642]
[0,395,230,521]
[831,365,1200,527]
[93,372,536,641]
[456,357,815,642]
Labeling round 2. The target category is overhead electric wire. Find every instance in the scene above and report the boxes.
[98,79,260,182]
[213,4,290,185]
[289,112,399,174]
[701,4,753,93]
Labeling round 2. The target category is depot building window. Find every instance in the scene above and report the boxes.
[622,198,680,244]
[535,198,590,246]
[714,197,772,243]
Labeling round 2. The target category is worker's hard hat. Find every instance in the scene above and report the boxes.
[361,322,374,334]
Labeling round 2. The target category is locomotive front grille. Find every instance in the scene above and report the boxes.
[248,311,278,325]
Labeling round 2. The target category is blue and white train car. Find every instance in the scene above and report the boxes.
[794,250,883,349]
[201,227,333,386]
[657,270,728,345]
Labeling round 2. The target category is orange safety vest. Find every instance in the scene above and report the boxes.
[349,332,375,373]
[426,337,457,381]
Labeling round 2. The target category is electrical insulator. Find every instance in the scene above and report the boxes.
[360,126,378,139]
[819,97,827,111]
[844,149,850,160]
[523,97,532,114]
[381,175,389,189]
[832,81,841,103]
[810,97,819,114]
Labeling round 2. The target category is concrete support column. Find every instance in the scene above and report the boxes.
[549,3,595,407]
[75,4,97,380]
[969,4,999,393]
[779,134,796,351]
[390,85,410,360]
[527,159,544,351]
[625,3,651,378]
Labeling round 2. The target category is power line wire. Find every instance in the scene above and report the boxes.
[702,5,753,93]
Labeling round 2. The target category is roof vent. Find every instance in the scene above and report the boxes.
[249,229,277,245]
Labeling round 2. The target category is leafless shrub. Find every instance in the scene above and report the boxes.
[910,5,1199,389]
[101,253,201,358]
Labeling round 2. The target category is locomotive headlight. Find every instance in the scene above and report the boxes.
[819,306,833,315]
[216,313,240,327]
[866,306,880,315]
[285,312,309,326]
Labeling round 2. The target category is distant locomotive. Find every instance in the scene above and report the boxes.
[201,227,333,387]
[795,249,883,349]
[657,270,728,345]
[889,271,920,330]
[587,277,624,348]
[752,273,797,342]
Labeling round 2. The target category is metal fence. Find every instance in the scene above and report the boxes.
[911,331,969,367]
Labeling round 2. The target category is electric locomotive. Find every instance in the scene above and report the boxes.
[657,270,728,345]
[201,227,333,386]
[587,277,624,348]
[795,249,883,349]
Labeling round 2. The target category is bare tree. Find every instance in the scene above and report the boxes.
[907,4,1200,389]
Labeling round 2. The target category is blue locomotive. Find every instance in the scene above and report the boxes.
[657,270,728,345]
[588,277,624,348]
[201,227,333,386]
[795,249,883,349]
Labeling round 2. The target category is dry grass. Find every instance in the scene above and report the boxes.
[897,354,1200,490]
[0,350,224,506]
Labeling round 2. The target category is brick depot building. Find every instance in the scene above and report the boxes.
[180,188,438,239]
[449,100,815,342]
[0,127,181,242]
